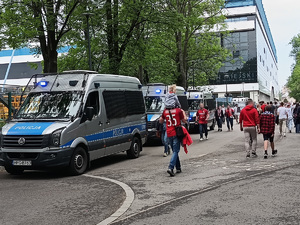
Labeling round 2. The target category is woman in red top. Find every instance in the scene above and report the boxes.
[225,105,234,131]
[196,103,209,141]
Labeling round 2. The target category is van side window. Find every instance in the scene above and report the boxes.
[85,91,100,116]
[103,91,145,119]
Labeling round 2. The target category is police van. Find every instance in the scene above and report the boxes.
[142,83,189,139]
[187,90,216,132]
[0,71,147,175]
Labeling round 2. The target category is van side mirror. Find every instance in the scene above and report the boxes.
[85,107,95,121]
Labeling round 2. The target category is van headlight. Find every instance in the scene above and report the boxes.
[51,129,63,147]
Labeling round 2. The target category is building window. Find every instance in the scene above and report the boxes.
[263,60,265,66]
[260,55,261,62]
[266,81,267,86]
[267,67,269,72]
[270,72,272,76]
[233,50,240,58]
[264,48,266,54]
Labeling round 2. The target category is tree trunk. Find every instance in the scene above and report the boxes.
[138,65,143,84]
[176,31,187,89]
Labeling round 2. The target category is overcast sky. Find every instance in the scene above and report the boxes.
[263,0,300,88]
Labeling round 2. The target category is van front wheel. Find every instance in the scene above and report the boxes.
[127,137,141,159]
[68,147,88,175]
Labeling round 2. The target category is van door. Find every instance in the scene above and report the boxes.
[80,89,106,160]
[101,90,132,156]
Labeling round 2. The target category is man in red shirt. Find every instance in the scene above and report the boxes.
[196,103,209,141]
[260,105,277,159]
[240,99,260,158]
[225,105,234,131]
[160,107,187,177]
[260,101,266,112]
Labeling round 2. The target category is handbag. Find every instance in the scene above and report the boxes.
[169,110,185,140]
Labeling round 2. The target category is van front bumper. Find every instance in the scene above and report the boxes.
[0,148,74,169]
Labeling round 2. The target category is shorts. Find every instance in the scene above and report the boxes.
[263,133,274,143]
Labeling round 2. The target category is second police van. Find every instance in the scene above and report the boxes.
[0,71,147,175]
[187,89,216,132]
[142,83,189,140]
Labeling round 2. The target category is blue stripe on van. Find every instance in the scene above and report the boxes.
[147,114,154,121]
[60,124,146,148]
[7,122,54,135]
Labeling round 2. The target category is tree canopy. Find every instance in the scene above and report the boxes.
[288,34,300,101]
[1,0,230,88]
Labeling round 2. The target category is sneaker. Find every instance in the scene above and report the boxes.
[176,169,182,174]
[264,152,268,159]
[228,129,230,132]
[231,127,233,131]
[252,152,258,158]
[246,154,250,158]
[200,138,204,141]
[167,169,175,177]
[163,153,168,157]
[272,149,278,157]
[283,133,286,137]
[206,137,208,140]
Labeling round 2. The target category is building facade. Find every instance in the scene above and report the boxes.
[208,0,279,103]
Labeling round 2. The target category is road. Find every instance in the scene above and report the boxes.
[0,124,300,225]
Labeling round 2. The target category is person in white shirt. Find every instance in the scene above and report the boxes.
[277,102,288,137]
[286,103,294,133]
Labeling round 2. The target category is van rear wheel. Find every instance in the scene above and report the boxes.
[127,137,141,159]
[5,166,24,175]
[68,147,88,175]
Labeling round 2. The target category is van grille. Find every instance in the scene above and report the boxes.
[3,135,46,148]
[7,153,39,160]
[147,121,157,130]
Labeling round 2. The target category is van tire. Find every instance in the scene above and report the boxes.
[68,147,88,175]
[5,166,24,175]
[127,137,141,159]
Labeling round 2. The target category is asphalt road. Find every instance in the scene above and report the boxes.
[0,123,299,225]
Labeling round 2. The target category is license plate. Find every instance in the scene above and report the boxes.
[12,160,32,166]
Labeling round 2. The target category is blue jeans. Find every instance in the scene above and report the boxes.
[296,124,300,133]
[161,130,169,153]
[217,118,223,129]
[199,123,208,138]
[167,136,181,170]
[226,117,233,130]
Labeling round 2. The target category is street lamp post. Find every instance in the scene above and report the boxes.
[224,74,229,106]
[83,12,94,71]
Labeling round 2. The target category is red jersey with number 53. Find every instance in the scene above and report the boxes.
[162,108,184,137]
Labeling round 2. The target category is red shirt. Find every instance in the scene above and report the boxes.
[260,112,275,134]
[162,108,184,137]
[261,104,266,112]
[239,105,260,127]
[196,108,209,124]
[225,108,234,118]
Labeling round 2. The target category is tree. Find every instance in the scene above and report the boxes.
[0,0,81,73]
[288,34,300,101]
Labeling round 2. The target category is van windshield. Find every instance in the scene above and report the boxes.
[188,100,202,110]
[145,96,165,112]
[15,92,83,120]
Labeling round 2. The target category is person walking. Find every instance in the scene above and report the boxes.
[277,102,288,137]
[295,103,300,133]
[286,103,294,133]
[270,101,276,115]
[256,103,263,116]
[160,123,170,157]
[221,105,226,123]
[215,106,224,132]
[259,105,277,159]
[225,105,234,131]
[196,103,209,141]
[233,104,240,124]
[160,105,187,177]
[240,99,260,158]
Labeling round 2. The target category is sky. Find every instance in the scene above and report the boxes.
[263,0,300,88]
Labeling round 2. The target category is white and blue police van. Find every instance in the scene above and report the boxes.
[187,90,216,132]
[142,83,189,140]
[0,71,147,175]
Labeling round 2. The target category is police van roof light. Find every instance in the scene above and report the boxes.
[155,89,162,94]
[195,94,199,98]
[39,81,48,87]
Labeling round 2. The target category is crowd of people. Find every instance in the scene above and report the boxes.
[158,85,300,177]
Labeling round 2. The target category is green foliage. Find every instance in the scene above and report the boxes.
[288,35,300,101]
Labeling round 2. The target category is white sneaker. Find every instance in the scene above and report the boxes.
[200,138,204,141]
[283,133,286,137]
[163,153,168,157]
[206,137,208,140]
